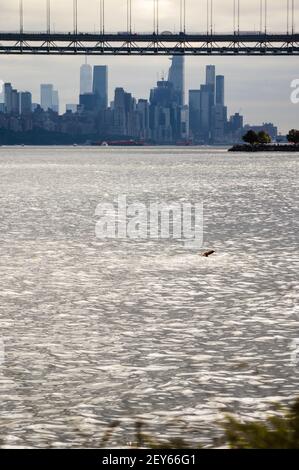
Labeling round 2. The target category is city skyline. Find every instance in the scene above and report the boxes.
[0,57,279,145]
[0,56,297,133]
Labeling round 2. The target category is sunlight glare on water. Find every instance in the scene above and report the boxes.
[0,146,298,447]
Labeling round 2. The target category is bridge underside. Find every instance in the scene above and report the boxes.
[0,32,298,56]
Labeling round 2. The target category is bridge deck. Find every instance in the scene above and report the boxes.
[0,32,298,56]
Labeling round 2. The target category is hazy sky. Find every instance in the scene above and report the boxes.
[0,0,298,132]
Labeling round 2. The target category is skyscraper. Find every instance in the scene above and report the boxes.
[80,63,92,95]
[4,83,13,114]
[11,90,20,115]
[212,104,227,143]
[199,84,211,140]
[20,92,32,115]
[93,65,108,110]
[168,56,185,106]
[189,90,201,141]
[41,84,53,111]
[52,90,59,113]
[206,65,216,90]
[216,75,225,106]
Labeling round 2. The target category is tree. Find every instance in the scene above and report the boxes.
[287,129,299,145]
[242,130,258,145]
[257,130,271,144]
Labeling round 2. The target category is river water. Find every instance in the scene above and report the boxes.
[0,146,298,448]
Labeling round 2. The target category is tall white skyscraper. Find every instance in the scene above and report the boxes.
[40,84,59,113]
[80,63,93,95]
[168,56,185,106]
[40,84,53,111]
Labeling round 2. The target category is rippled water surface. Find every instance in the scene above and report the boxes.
[0,147,298,448]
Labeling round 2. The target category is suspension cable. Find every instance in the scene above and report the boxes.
[100,0,105,35]
[73,0,78,35]
[47,0,51,34]
[292,0,295,34]
[20,0,24,34]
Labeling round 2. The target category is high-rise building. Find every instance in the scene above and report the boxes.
[149,80,181,143]
[168,56,185,106]
[199,84,211,140]
[52,90,59,113]
[93,65,108,110]
[0,84,4,104]
[12,90,20,115]
[216,75,225,106]
[212,104,227,143]
[80,63,93,95]
[230,112,243,132]
[206,65,216,90]
[113,87,127,136]
[41,84,53,111]
[20,92,32,115]
[189,90,201,141]
[79,93,97,112]
[4,83,13,114]
[180,105,189,141]
[136,99,150,140]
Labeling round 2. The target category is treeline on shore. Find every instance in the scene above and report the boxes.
[229,129,299,152]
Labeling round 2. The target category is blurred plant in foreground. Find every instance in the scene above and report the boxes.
[222,398,299,449]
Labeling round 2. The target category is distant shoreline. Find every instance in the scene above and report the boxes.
[229,144,299,152]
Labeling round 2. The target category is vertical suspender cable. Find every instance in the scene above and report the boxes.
[210,0,213,34]
[233,0,236,33]
[127,0,129,33]
[264,0,267,34]
[292,0,294,34]
[127,0,132,34]
[100,0,105,35]
[180,0,182,32]
[20,0,24,34]
[47,0,51,34]
[73,0,78,35]
[207,0,209,35]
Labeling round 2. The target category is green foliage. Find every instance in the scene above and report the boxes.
[242,130,258,145]
[242,130,271,146]
[257,130,271,144]
[93,398,299,449]
[222,398,299,449]
[287,129,299,144]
